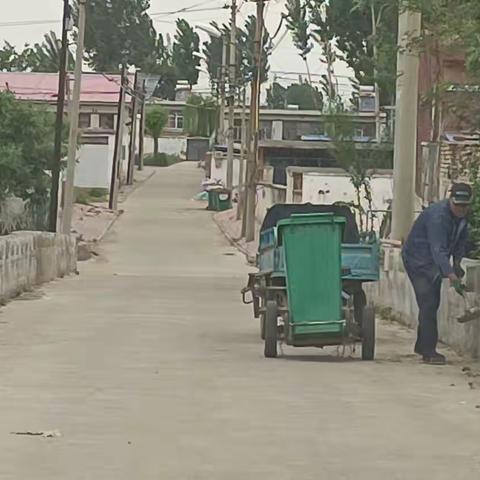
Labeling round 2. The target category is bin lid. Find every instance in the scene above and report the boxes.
[277,212,346,227]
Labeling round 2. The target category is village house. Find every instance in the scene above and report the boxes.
[0,71,136,192]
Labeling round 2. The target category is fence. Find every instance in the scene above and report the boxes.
[0,196,50,235]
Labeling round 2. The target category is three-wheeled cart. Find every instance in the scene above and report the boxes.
[242,204,380,359]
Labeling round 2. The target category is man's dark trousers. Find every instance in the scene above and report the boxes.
[404,266,442,356]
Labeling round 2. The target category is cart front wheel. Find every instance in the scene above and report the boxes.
[362,305,376,361]
[264,300,278,358]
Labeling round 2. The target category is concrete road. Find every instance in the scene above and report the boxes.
[0,163,479,479]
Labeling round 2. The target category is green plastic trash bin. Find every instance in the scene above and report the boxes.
[207,188,232,211]
[277,213,346,336]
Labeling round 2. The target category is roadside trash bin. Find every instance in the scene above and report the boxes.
[207,188,232,211]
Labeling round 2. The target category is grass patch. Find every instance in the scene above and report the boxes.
[76,188,109,205]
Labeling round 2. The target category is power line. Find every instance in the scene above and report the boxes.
[150,0,227,17]
[0,19,60,28]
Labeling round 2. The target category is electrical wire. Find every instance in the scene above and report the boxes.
[150,0,227,17]
[0,19,61,28]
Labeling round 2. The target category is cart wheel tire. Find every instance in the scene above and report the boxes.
[264,300,278,358]
[362,305,376,361]
[260,314,266,340]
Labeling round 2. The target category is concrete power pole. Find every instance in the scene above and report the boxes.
[127,70,140,185]
[218,37,228,145]
[62,0,87,235]
[138,79,146,172]
[391,9,422,242]
[237,86,247,221]
[244,0,267,242]
[226,0,237,190]
[109,65,127,210]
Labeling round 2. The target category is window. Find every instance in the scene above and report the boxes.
[81,135,109,145]
[167,112,184,130]
[79,113,91,129]
[99,113,115,130]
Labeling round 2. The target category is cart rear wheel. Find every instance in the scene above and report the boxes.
[260,314,266,340]
[362,305,376,361]
[264,300,278,358]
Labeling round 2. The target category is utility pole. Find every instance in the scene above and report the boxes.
[371,4,382,143]
[138,79,146,171]
[218,36,228,144]
[244,0,266,242]
[127,70,140,185]
[391,8,422,241]
[62,0,87,235]
[237,86,247,221]
[109,64,127,210]
[226,0,237,190]
[48,0,71,232]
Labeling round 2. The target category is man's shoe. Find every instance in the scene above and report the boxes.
[422,353,447,365]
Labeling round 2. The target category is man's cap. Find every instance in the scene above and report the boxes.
[450,183,473,205]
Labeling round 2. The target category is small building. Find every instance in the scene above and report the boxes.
[0,71,135,191]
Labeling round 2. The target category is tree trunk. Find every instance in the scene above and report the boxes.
[154,137,159,156]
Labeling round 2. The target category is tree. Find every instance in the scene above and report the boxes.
[0,33,74,73]
[284,0,319,108]
[239,15,271,85]
[266,82,323,110]
[0,42,32,72]
[266,82,287,109]
[29,31,75,73]
[145,107,168,156]
[184,95,217,137]
[172,19,201,86]
[305,0,398,107]
[78,0,157,71]
[0,92,59,203]
[143,33,178,100]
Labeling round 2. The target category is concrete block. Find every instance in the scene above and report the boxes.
[0,231,77,303]
[367,245,480,358]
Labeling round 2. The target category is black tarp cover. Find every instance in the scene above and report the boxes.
[260,203,360,244]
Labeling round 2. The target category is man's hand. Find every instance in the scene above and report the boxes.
[449,273,466,296]
[454,263,466,279]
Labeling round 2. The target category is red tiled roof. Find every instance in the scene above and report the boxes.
[0,71,134,104]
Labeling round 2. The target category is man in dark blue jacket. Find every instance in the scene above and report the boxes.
[402,183,472,365]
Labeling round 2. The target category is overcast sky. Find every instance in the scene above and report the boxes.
[1,0,352,94]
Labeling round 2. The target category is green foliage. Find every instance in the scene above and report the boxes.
[78,0,156,71]
[241,15,270,85]
[285,0,310,58]
[0,32,74,73]
[172,19,201,86]
[307,0,398,105]
[326,108,392,231]
[184,95,217,137]
[0,92,57,202]
[202,16,271,91]
[266,82,323,110]
[145,107,168,155]
[144,153,181,167]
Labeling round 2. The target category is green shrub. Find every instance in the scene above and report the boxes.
[144,153,181,167]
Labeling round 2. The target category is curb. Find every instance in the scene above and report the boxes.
[212,213,256,265]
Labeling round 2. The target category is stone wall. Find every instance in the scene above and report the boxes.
[0,231,77,302]
[366,246,480,358]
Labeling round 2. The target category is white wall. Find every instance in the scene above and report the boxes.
[286,169,393,231]
[144,136,186,157]
[210,154,246,189]
[366,247,480,358]
[75,136,115,189]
